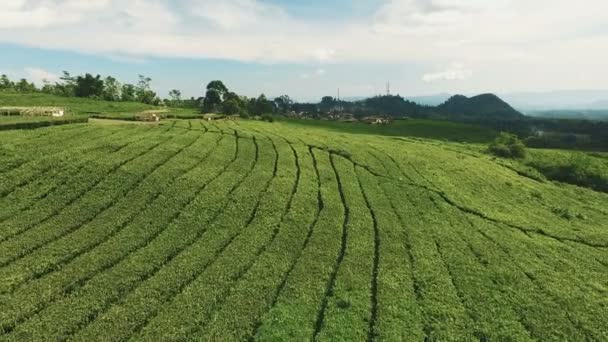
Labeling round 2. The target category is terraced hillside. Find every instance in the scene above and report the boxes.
[0,119,607,341]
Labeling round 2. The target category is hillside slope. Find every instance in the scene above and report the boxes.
[0,119,606,340]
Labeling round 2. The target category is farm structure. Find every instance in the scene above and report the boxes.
[0,107,65,117]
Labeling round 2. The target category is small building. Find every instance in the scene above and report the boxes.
[362,116,391,125]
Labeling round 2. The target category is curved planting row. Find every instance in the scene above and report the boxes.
[0,119,606,340]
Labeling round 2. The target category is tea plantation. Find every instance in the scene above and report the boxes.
[0,119,606,341]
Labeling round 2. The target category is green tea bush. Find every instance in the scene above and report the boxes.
[488,132,526,159]
[526,152,608,193]
[261,114,274,122]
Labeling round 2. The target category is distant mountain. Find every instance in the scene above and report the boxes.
[501,90,608,111]
[591,99,608,109]
[526,109,608,121]
[437,94,524,120]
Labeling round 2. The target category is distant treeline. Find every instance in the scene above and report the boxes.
[2,73,606,149]
[0,73,198,108]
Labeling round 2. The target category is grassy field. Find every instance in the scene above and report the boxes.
[0,118,606,341]
[283,117,498,143]
[0,92,198,117]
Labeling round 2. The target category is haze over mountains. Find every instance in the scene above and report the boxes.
[402,90,608,112]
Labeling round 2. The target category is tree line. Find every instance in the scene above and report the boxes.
[0,73,289,117]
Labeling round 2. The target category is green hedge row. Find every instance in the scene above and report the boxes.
[0,117,88,131]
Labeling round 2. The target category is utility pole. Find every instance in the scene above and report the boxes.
[386,81,391,96]
[337,88,341,113]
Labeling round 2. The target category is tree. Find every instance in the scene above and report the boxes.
[56,71,76,97]
[168,89,182,107]
[74,73,104,98]
[135,75,157,104]
[273,95,293,113]
[202,89,222,113]
[102,76,122,101]
[488,132,526,159]
[251,94,273,115]
[222,98,243,115]
[41,80,55,94]
[0,74,14,90]
[320,96,335,112]
[15,79,37,93]
[206,80,228,99]
[121,84,136,102]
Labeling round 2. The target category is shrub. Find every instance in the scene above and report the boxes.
[525,153,607,193]
[261,114,274,122]
[488,132,526,159]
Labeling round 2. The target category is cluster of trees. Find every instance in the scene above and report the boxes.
[0,75,37,93]
[200,80,291,118]
[0,72,162,105]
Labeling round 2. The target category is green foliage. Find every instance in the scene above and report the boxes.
[74,73,104,98]
[202,89,222,112]
[220,98,240,115]
[0,116,88,130]
[121,84,136,102]
[249,93,273,116]
[273,95,293,113]
[261,113,274,122]
[135,75,158,105]
[206,80,228,96]
[102,76,122,101]
[524,150,608,193]
[489,132,527,158]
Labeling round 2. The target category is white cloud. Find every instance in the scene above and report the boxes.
[1,0,608,91]
[190,0,285,30]
[300,67,326,80]
[24,67,60,85]
[422,64,472,83]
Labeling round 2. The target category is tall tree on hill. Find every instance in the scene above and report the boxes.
[0,74,14,90]
[202,89,222,113]
[102,76,122,101]
[202,80,229,113]
[273,95,293,113]
[320,96,335,112]
[168,89,182,107]
[121,84,136,102]
[135,75,157,104]
[15,79,37,93]
[206,80,228,98]
[74,73,104,98]
[250,94,273,115]
[55,71,76,97]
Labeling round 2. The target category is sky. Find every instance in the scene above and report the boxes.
[1,0,608,101]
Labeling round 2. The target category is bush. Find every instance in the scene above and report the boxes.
[261,114,274,122]
[488,132,526,159]
[525,153,608,193]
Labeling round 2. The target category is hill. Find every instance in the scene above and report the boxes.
[438,94,524,120]
[0,118,606,340]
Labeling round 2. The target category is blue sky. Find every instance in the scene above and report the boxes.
[1,0,608,101]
